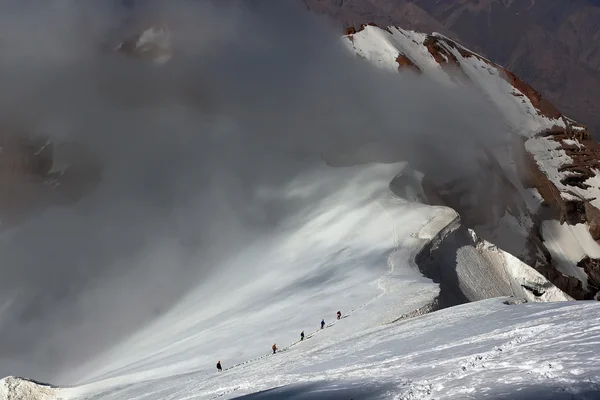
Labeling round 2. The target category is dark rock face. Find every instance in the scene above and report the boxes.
[579,256,600,296]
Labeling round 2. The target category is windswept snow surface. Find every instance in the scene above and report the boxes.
[64,299,600,400]
[59,161,449,397]
[435,35,565,136]
[53,163,583,400]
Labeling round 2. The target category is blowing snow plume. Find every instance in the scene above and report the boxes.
[0,0,505,384]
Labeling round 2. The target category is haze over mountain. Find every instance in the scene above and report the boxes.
[1,1,599,399]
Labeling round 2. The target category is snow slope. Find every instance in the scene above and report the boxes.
[15,160,564,400]
[63,299,600,400]
[51,162,446,392]
[4,158,573,400]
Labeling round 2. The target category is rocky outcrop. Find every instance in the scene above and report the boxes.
[427,33,563,121]
[578,256,600,295]
[502,69,562,120]
[415,210,573,306]
[395,54,421,73]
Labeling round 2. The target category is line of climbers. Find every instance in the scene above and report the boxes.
[216,310,343,372]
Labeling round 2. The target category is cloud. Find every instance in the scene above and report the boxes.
[0,0,505,383]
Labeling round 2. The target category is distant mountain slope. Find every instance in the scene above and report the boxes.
[303,0,600,139]
[342,23,600,299]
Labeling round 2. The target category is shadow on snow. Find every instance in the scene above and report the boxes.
[233,381,396,400]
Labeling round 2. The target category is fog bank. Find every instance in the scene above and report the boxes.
[0,0,505,382]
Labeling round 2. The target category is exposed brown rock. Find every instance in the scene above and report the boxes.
[344,26,357,35]
[578,256,600,298]
[395,54,421,73]
[520,140,562,219]
[422,35,472,82]
[435,35,486,63]
[431,34,563,121]
[585,202,600,240]
[424,143,592,300]
[544,262,591,300]
[423,35,456,65]
[500,69,562,119]
[357,22,392,34]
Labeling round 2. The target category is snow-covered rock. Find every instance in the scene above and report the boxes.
[0,377,63,400]
[115,25,172,64]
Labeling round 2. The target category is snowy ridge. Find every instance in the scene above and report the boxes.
[63,299,600,399]
[343,26,453,86]
[344,23,600,295]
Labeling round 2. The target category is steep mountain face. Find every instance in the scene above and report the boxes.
[303,0,600,138]
[343,23,600,299]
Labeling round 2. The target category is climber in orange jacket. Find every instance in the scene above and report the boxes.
[272,343,278,354]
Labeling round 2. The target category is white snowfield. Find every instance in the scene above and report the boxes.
[27,300,600,400]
